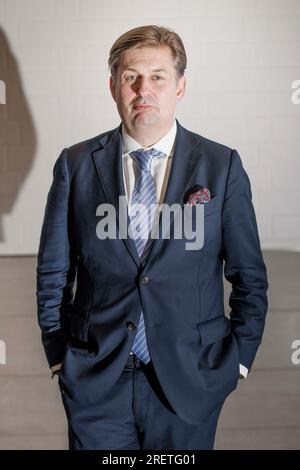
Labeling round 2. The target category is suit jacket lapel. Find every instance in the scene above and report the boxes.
[163,120,202,207]
[91,124,141,267]
[143,120,204,269]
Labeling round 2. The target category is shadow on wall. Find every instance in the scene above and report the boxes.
[0,26,36,242]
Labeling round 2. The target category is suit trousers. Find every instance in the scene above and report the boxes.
[59,353,223,450]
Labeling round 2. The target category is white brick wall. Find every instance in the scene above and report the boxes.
[0,0,299,254]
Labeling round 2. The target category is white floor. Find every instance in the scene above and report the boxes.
[0,252,299,449]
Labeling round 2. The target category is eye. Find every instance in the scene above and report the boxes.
[124,75,136,82]
[153,76,164,80]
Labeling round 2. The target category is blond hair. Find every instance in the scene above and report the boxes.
[108,25,187,79]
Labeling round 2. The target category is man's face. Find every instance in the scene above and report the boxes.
[110,45,185,135]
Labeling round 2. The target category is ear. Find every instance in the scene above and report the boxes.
[109,76,116,101]
[176,75,186,101]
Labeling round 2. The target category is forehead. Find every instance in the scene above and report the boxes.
[119,45,175,70]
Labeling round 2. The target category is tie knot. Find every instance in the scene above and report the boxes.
[130,148,166,172]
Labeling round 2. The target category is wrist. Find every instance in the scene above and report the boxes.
[51,369,59,379]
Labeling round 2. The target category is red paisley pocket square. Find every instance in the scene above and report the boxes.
[184,187,211,206]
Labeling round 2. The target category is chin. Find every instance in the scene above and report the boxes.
[134,114,159,127]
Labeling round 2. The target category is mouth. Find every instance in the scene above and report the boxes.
[133,104,154,110]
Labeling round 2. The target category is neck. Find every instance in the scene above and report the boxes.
[124,121,174,147]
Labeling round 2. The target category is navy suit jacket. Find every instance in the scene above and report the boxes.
[37,120,268,424]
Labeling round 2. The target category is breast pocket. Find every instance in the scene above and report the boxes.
[183,196,221,223]
[203,196,221,217]
[182,197,221,251]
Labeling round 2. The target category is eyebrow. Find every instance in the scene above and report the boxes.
[122,67,168,74]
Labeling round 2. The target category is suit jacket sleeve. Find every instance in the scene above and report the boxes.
[221,149,268,372]
[36,149,77,368]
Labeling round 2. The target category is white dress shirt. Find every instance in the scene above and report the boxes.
[121,119,177,209]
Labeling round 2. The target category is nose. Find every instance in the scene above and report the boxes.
[135,76,150,95]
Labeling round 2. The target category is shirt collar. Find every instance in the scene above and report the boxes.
[121,119,177,156]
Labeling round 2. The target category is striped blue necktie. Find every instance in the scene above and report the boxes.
[129,148,166,363]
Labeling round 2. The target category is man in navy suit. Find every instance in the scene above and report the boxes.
[37,25,268,450]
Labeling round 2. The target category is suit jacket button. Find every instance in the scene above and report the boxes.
[126,321,137,331]
[141,276,150,284]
